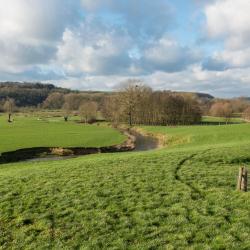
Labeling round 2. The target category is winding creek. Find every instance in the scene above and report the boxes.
[0,129,160,164]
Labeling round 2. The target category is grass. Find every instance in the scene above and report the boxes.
[202,116,244,124]
[141,123,250,150]
[0,115,125,154]
[0,117,250,249]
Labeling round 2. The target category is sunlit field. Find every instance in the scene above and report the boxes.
[0,118,250,249]
[0,115,125,154]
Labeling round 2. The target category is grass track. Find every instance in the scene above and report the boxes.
[0,121,250,249]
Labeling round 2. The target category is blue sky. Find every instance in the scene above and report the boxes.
[0,0,250,97]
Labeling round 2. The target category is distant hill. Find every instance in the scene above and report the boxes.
[0,82,214,107]
[195,92,214,101]
[0,82,71,107]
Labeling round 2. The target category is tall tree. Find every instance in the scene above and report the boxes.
[79,102,98,123]
[103,80,201,126]
[42,92,64,109]
[210,102,233,124]
[242,106,250,121]
[3,98,15,122]
[117,79,147,126]
[62,102,71,122]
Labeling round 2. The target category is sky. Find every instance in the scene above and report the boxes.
[0,0,250,97]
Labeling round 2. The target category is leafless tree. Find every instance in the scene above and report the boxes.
[43,92,64,109]
[101,95,122,126]
[210,102,233,124]
[3,98,15,122]
[242,106,250,121]
[79,101,98,123]
[64,93,84,111]
[62,102,71,122]
[102,80,201,126]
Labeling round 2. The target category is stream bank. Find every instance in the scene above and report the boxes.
[0,129,160,164]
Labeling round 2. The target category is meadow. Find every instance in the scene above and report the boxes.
[0,116,250,249]
[0,115,125,154]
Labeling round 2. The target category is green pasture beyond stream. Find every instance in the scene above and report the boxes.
[0,115,126,154]
[0,115,249,249]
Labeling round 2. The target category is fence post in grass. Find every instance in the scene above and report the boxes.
[237,167,248,192]
[241,167,248,192]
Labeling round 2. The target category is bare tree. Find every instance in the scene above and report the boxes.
[117,79,147,126]
[223,103,233,124]
[102,80,201,126]
[102,95,122,126]
[210,102,233,124]
[242,106,250,121]
[42,92,64,109]
[63,94,80,111]
[3,98,15,122]
[62,102,71,122]
[79,101,98,123]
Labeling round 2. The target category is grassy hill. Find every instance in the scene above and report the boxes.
[0,121,249,249]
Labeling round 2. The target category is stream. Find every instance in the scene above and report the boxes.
[131,131,159,152]
[0,131,160,163]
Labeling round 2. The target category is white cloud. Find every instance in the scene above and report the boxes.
[51,65,250,97]
[55,24,132,76]
[143,38,201,72]
[81,0,174,39]
[203,0,250,72]
[205,0,250,50]
[0,0,80,73]
[1,0,250,97]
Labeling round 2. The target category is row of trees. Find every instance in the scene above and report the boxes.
[209,102,233,124]
[42,92,109,110]
[208,99,250,124]
[102,81,202,126]
[2,80,250,125]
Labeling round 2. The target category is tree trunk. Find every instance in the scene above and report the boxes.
[8,113,11,123]
[128,111,132,127]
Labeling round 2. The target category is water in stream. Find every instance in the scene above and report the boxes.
[132,131,159,151]
[25,132,159,162]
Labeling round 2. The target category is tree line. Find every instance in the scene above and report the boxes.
[102,81,202,126]
[2,80,250,125]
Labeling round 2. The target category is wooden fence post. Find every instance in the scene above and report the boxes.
[237,167,248,192]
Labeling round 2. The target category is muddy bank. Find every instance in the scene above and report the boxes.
[0,129,161,164]
[0,130,136,164]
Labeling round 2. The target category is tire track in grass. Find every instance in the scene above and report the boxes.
[174,153,204,200]
[48,210,56,247]
[48,175,58,249]
[175,150,235,237]
[174,153,201,245]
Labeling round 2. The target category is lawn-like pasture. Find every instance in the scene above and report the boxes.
[142,123,250,150]
[0,120,250,249]
[0,115,125,154]
[202,115,244,124]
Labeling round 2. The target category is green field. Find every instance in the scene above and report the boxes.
[202,116,244,124]
[142,123,250,150]
[0,115,125,154]
[0,119,250,249]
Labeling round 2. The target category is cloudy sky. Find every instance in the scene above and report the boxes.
[0,0,250,97]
